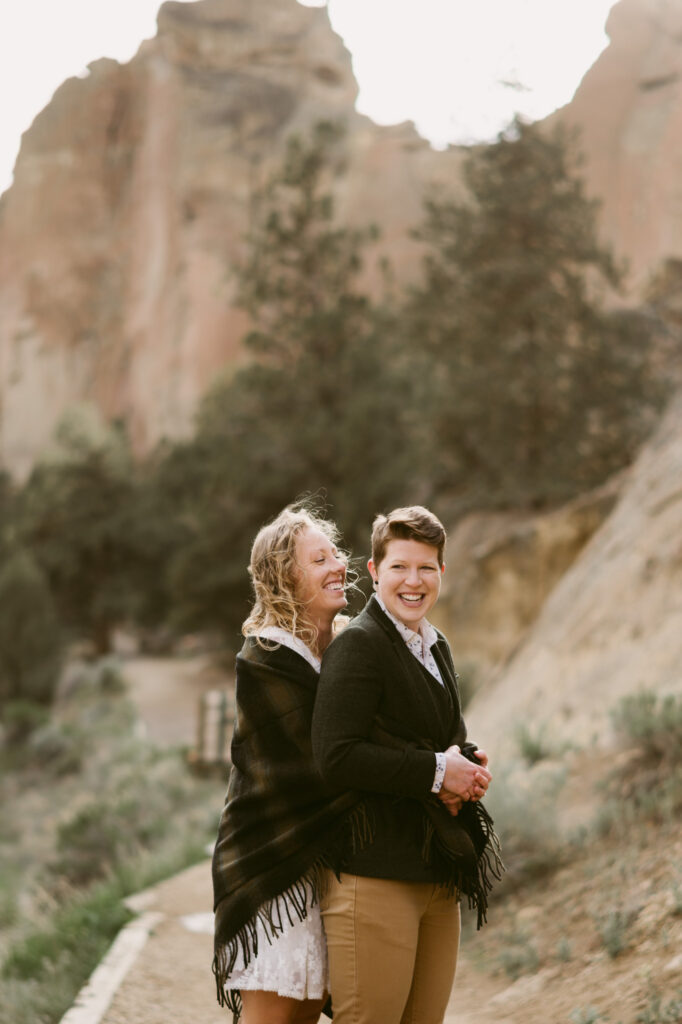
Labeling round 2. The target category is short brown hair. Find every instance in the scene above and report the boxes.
[371,505,446,569]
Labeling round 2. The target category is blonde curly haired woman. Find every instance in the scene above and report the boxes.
[212,503,363,1024]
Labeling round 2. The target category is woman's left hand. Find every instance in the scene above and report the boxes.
[440,749,491,809]
[470,749,490,800]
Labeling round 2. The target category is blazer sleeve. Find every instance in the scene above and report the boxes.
[312,625,438,800]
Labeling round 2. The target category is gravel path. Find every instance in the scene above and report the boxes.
[100,861,224,1024]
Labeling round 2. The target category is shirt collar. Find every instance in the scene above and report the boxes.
[256,626,321,673]
[375,594,439,652]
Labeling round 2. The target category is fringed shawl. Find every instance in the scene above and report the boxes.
[211,637,363,1018]
[371,714,503,928]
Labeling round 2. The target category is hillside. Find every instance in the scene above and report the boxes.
[466,391,682,759]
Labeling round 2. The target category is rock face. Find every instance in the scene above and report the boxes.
[3,0,682,477]
[429,476,622,682]
[466,392,682,759]
[555,0,682,290]
[0,0,462,477]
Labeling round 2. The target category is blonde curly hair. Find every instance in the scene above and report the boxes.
[242,503,349,654]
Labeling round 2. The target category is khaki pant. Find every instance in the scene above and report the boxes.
[320,873,460,1024]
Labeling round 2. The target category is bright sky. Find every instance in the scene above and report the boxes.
[0,0,615,193]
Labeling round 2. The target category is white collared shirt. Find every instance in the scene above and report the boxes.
[375,595,443,685]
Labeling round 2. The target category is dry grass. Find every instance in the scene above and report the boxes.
[0,661,226,1024]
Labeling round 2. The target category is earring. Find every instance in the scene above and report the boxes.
[372,579,378,588]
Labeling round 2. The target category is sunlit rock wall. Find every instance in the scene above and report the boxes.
[554,0,682,290]
[0,0,462,477]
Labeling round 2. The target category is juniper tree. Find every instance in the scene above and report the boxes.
[0,549,63,707]
[166,123,421,640]
[409,117,662,508]
[19,408,166,652]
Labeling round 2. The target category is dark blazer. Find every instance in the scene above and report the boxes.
[312,596,474,882]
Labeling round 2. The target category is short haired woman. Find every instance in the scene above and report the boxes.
[212,504,362,1024]
[312,505,502,1024]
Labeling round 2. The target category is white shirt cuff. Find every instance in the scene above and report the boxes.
[431,752,446,793]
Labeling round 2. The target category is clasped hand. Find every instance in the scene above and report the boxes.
[437,745,491,817]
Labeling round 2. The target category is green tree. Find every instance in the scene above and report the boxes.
[19,407,167,652]
[644,257,682,379]
[409,116,663,508]
[167,123,421,640]
[0,549,63,707]
[0,470,15,563]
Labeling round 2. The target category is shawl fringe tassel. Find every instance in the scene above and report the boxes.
[212,802,373,1017]
[422,801,504,929]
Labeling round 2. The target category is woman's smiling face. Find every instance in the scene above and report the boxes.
[369,538,443,630]
[294,526,348,620]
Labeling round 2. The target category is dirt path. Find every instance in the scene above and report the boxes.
[69,830,682,1024]
[90,860,506,1024]
[121,655,233,748]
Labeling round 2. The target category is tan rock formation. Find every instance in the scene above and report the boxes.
[3,0,682,482]
[466,391,682,759]
[554,0,682,290]
[430,476,623,682]
[0,0,462,478]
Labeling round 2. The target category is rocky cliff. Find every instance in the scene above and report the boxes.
[429,475,623,682]
[3,0,682,474]
[0,0,462,477]
[466,390,682,758]
[555,0,682,291]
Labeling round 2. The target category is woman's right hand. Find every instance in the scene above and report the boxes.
[442,744,492,801]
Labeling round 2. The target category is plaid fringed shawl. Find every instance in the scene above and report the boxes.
[211,637,364,1017]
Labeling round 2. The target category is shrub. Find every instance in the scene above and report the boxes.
[1,700,50,745]
[610,691,682,764]
[514,722,557,765]
[494,924,539,979]
[52,790,169,885]
[0,878,19,928]
[483,761,565,888]
[636,986,682,1023]
[0,550,63,707]
[569,1009,608,1024]
[1,880,133,1024]
[94,657,126,694]
[27,723,85,776]
[598,692,682,830]
[594,906,638,958]
[1,836,211,1024]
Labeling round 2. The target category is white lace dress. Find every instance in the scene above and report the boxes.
[225,628,330,1002]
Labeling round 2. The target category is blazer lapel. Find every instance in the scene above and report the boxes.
[431,641,460,715]
[364,597,458,744]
